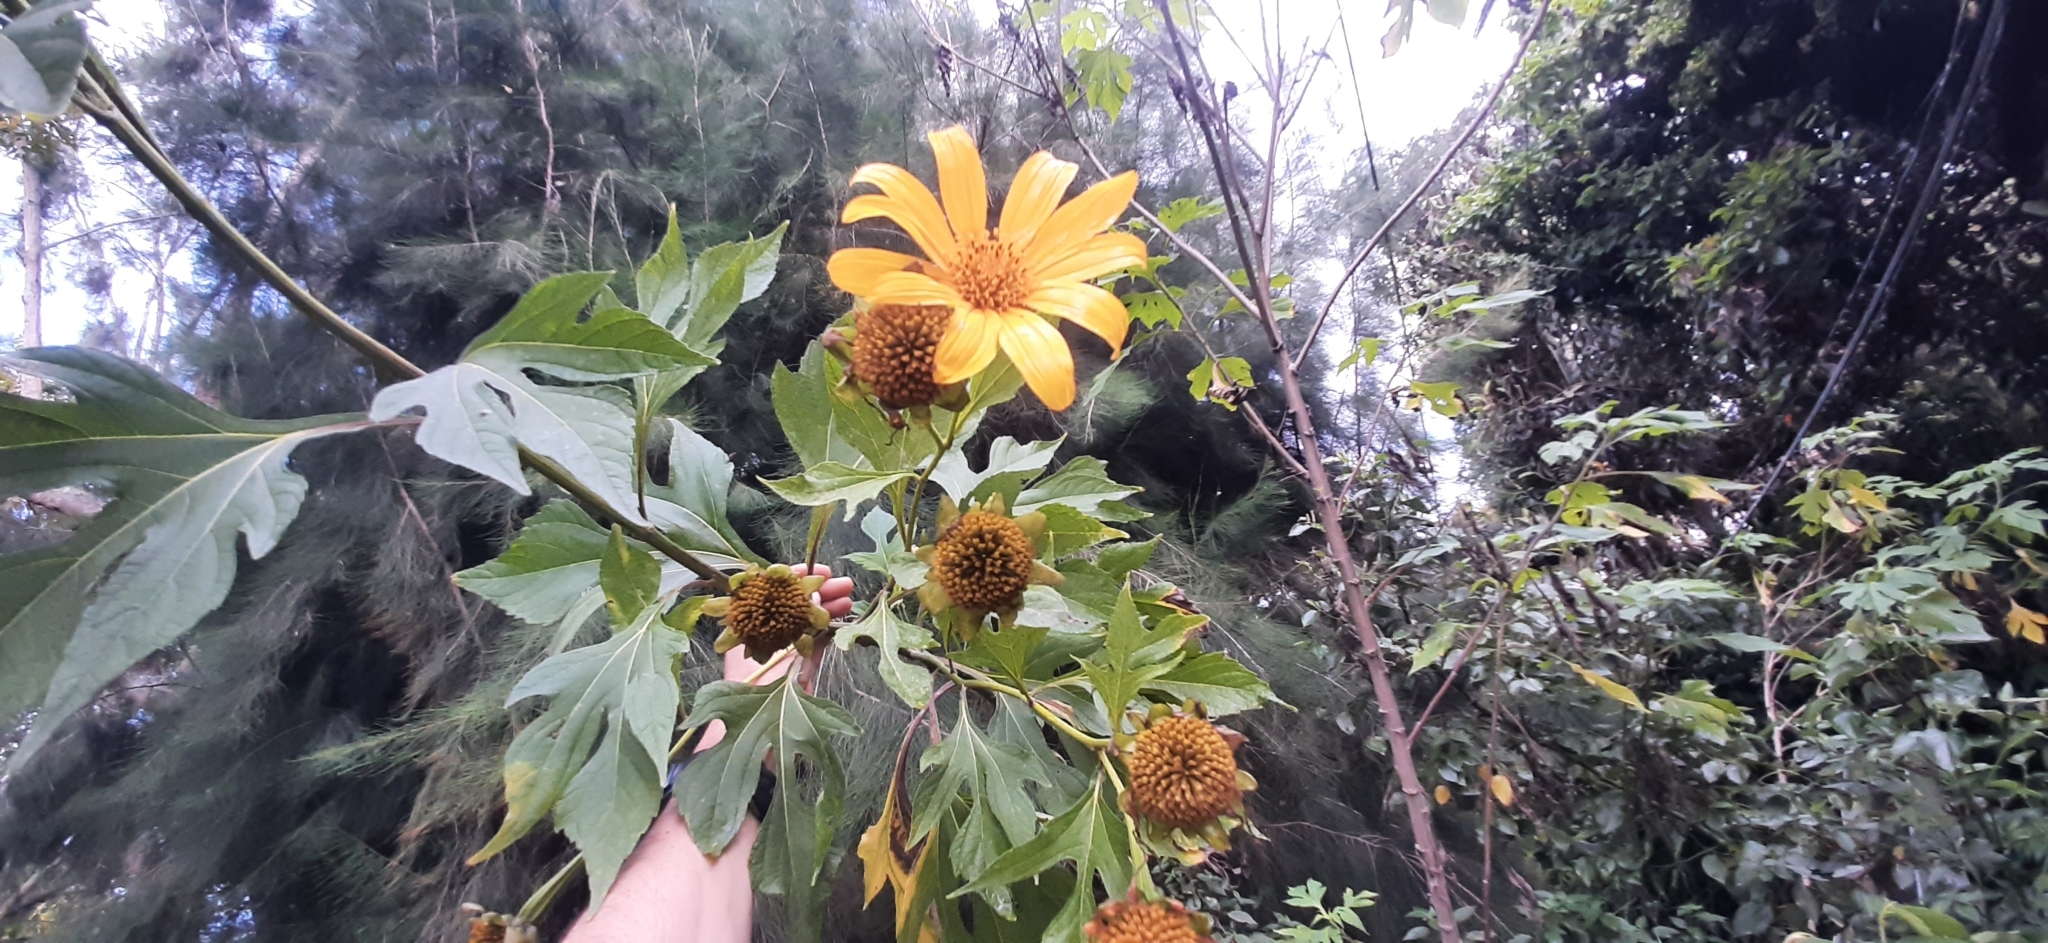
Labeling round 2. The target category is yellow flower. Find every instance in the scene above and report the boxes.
[827,126,1146,411]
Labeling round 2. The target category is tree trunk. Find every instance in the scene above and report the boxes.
[19,157,43,397]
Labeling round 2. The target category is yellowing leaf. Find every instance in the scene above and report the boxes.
[858,778,925,902]
[2006,601,2048,645]
[1404,380,1465,417]
[1433,784,1452,805]
[858,730,937,943]
[1568,662,1648,712]
[1489,774,1514,808]
[1337,337,1383,372]
[1644,471,1747,504]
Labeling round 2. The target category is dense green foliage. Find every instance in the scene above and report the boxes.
[1369,0,2048,938]
[1424,0,2048,490]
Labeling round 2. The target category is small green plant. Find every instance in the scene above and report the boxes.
[1275,880,1377,943]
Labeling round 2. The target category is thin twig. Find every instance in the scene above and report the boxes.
[1146,2,1469,936]
[1293,0,1550,371]
[1243,407,1312,480]
[42,212,180,249]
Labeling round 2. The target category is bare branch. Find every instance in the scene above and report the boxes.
[1293,0,1550,372]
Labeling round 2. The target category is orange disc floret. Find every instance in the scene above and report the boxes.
[468,920,506,943]
[852,303,950,407]
[1125,715,1242,830]
[726,570,815,654]
[933,510,1036,611]
[1085,894,1215,943]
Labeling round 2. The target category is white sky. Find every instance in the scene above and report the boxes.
[1117,0,1515,487]
[0,0,1513,349]
[0,0,169,350]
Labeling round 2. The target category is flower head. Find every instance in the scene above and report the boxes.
[1117,702,1257,865]
[1084,889,1215,943]
[703,563,833,662]
[458,906,534,943]
[915,494,1063,637]
[827,126,1145,411]
[849,302,951,408]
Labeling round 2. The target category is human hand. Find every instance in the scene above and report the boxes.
[566,565,853,943]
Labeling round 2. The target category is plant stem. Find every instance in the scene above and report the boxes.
[70,65,731,591]
[514,855,584,925]
[1098,761,1155,895]
[520,449,729,589]
[73,73,420,381]
[1148,2,1477,935]
[902,409,968,552]
[902,649,1111,749]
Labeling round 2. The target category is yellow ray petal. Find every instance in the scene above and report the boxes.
[842,195,958,265]
[827,247,919,296]
[1022,170,1138,269]
[869,271,968,308]
[847,161,959,258]
[934,309,1002,384]
[1031,232,1148,285]
[996,309,1076,411]
[998,151,1079,246]
[1026,282,1129,356]
[928,126,988,240]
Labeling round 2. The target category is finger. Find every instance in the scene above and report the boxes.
[808,589,855,619]
[792,563,834,579]
[724,646,795,686]
[693,718,729,753]
[820,576,855,601]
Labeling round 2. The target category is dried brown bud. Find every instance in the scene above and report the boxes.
[1085,893,1215,943]
[1125,715,1242,831]
[851,304,950,407]
[726,570,816,655]
[933,510,1036,612]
